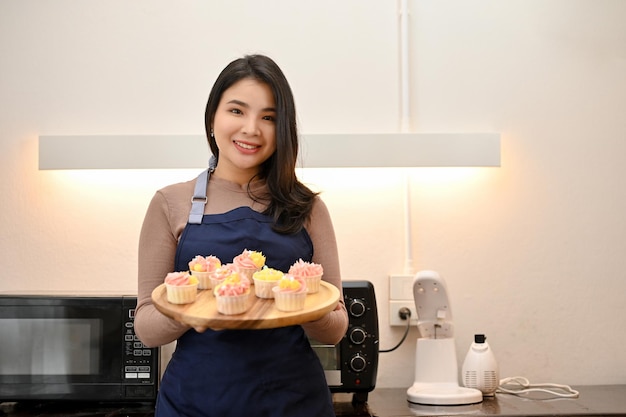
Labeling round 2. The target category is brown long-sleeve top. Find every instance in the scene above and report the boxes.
[134,174,348,347]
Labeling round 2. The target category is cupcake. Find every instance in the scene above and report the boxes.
[233,249,266,282]
[288,259,324,294]
[252,267,284,299]
[272,275,308,312]
[209,263,237,291]
[188,255,221,290]
[213,272,251,315]
[164,271,198,304]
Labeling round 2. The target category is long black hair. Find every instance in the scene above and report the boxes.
[204,54,318,234]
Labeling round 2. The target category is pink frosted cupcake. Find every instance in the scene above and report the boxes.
[252,267,284,299]
[188,255,221,290]
[288,259,324,294]
[164,271,198,304]
[233,249,266,282]
[209,263,236,291]
[272,275,307,312]
[213,272,251,315]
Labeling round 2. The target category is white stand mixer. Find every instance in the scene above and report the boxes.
[407,270,483,405]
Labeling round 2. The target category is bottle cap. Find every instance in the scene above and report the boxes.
[474,334,486,343]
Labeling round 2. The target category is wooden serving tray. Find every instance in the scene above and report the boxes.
[152,281,340,330]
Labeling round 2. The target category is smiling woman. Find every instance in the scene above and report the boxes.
[134,54,348,417]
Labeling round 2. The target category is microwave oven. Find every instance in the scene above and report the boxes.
[310,280,379,403]
[0,294,158,403]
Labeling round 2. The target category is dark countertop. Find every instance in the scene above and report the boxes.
[2,385,626,416]
[360,385,626,416]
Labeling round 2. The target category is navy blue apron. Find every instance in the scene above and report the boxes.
[155,160,334,417]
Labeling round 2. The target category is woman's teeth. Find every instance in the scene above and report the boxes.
[235,141,257,150]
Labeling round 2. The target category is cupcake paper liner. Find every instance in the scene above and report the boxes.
[236,267,259,283]
[215,293,250,315]
[253,278,279,299]
[272,287,307,312]
[191,270,212,290]
[303,274,323,294]
[165,283,198,304]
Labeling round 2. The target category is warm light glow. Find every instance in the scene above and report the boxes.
[297,166,493,192]
[48,169,203,190]
[43,166,491,195]
[408,167,492,186]
[297,167,404,191]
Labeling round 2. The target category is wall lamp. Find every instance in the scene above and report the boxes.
[38,133,500,170]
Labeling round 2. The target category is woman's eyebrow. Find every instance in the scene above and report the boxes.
[227,99,275,112]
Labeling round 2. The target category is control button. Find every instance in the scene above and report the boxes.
[349,299,366,317]
[138,366,151,372]
[142,349,152,356]
[125,366,138,372]
[138,372,150,379]
[349,327,367,345]
[125,335,134,341]
[133,349,143,356]
[134,342,143,348]
[125,322,133,328]
[350,354,367,373]
[125,373,138,379]
[129,309,136,318]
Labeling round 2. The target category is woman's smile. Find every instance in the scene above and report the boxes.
[233,140,261,152]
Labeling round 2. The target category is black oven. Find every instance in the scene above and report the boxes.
[310,280,379,403]
[0,294,158,403]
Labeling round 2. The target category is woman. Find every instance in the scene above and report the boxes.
[134,54,348,416]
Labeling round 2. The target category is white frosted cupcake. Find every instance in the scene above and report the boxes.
[252,267,284,299]
[288,259,324,294]
[213,272,251,315]
[188,255,221,290]
[272,275,307,312]
[233,249,266,283]
[164,272,198,304]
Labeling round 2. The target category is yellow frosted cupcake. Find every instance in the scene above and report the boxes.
[288,259,324,294]
[213,272,251,315]
[164,272,198,304]
[188,255,221,290]
[272,275,307,312]
[252,267,284,299]
[233,249,266,282]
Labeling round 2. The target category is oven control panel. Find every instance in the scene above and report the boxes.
[335,280,379,401]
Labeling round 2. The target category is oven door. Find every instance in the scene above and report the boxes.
[0,295,125,401]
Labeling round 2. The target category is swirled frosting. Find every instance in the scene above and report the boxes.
[233,249,266,269]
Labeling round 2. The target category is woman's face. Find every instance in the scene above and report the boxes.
[212,78,277,184]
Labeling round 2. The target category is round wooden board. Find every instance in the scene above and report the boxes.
[152,281,340,330]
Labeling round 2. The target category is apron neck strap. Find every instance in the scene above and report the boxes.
[188,155,216,224]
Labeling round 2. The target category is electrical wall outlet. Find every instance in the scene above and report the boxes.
[389,300,417,326]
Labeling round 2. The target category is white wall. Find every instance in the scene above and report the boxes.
[1,0,625,389]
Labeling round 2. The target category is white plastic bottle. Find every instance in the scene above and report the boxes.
[462,334,499,396]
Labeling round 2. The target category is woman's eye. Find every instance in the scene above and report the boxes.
[229,108,242,115]
[262,115,275,122]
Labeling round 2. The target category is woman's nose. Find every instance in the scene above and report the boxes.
[241,117,260,135]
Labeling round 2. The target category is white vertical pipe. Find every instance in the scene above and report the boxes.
[400,0,411,133]
[403,170,414,275]
[400,0,414,275]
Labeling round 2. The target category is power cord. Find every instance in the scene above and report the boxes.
[380,307,411,353]
[497,376,579,398]
[377,308,578,399]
